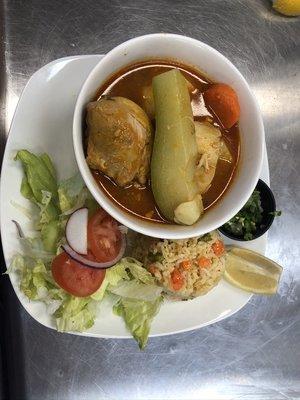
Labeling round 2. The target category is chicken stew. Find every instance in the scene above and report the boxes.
[85,60,240,225]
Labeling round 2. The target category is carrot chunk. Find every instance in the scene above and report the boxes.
[197,257,212,268]
[171,268,184,290]
[212,240,225,256]
[204,83,240,129]
[180,260,192,270]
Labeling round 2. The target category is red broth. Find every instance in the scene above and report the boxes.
[91,60,240,223]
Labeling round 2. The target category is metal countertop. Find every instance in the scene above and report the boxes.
[0,1,299,399]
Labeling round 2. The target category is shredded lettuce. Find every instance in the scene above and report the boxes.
[18,235,54,262]
[11,251,163,347]
[11,254,97,331]
[11,255,56,300]
[12,150,163,349]
[10,200,34,220]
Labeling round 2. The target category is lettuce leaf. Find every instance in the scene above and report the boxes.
[15,150,58,204]
[92,258,163,348]
[20,176,35,201]
[57,173,85,214]
[41,220,63,253]
[110,281,162,302]
[57,172,99,216]
[114,296,163,349]
[55,297,95,332]
[40,153,56,180]
[38,190,59,227]
[91,262,130,301]
[114,257,155,284]
[91,258,156,302]
[108,258,163,348]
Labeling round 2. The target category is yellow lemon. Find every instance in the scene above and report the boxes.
[224,247,282,294]
[273,0,300,16]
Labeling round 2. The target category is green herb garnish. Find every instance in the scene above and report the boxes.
[222,190,281,240]
[199,233,212,242]
[222,190,263,240]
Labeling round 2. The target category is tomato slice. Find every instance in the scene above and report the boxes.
[51,252,106,297]
[87,209,122,263]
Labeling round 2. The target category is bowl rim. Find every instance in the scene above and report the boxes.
[73,33,265,239]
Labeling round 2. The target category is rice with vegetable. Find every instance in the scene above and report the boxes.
[131,231,226,299]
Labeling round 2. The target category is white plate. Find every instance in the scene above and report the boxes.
[0,55,270,338]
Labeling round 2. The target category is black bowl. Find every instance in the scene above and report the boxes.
[219,179,276,241]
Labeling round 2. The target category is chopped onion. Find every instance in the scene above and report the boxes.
[118,225,128,234]
[62,233,126,269]
[65,208,88,255]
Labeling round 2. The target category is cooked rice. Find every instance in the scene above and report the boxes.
[129,230,225,299]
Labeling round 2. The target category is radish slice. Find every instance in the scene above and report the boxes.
[62,233,126,269]
[66,208,88,255]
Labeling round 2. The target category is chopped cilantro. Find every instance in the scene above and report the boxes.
[221,190,281,240]
[225,190,263,240]
[199,233,212,242]
[269,210,282,217]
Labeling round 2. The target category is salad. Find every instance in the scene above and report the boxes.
[9,150,282,349]
[10,150,163,349]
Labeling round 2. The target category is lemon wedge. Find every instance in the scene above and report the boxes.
[272,0,300,16]
[224,247,282,294]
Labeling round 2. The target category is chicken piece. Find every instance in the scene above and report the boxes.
[219,139,233,163]
[194,121,222,194]
[86,96,153,187]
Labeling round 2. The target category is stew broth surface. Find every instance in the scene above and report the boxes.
[92,60,240,223]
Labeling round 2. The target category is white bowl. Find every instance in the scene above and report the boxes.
[73,33,264,239]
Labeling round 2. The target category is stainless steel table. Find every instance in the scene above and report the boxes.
[0,1,299,399]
